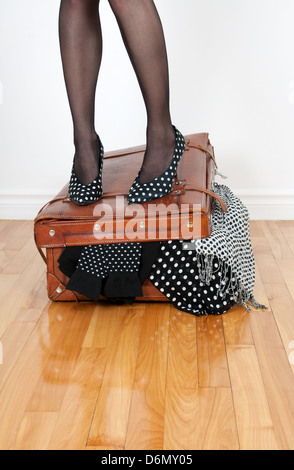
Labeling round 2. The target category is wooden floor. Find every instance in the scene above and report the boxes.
[0,220,294,450]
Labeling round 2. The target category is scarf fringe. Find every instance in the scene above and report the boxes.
[195,252,267,313]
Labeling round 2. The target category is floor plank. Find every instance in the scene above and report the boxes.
[227,345,279,450]
[199,387,239,450]
[249,310,294,450]
[124,303,170,450]
[47,348,108,450]
[261,221,294,260]
[11,412,58,450]
[196,314,230,387]
[87,304,145,448]
[163,309,200,450]
[25,302,95,412]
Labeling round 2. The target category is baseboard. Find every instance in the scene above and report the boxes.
[0,192,56,220]
[234,190,294,220]
[0,190,294,220]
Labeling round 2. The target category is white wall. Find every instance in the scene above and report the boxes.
[0,0,294,219]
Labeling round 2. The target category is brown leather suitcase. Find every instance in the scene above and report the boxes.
[34,132,227,302]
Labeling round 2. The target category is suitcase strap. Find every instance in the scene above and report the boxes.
[34,231,47,264]
[35,185,227,214]
[185,141,218,169]
[182,184,228,212]
[102,184,227,212]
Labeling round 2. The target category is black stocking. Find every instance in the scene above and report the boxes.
[59,0,175,185]
[59,0,102,185]
[109,0,175,183]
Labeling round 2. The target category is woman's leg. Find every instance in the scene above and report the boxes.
[108,0,176,184]
[59,0,102,185]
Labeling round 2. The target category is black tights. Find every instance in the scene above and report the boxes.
[59,0,175,185]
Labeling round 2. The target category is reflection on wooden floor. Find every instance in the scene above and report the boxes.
[0,219,294,450]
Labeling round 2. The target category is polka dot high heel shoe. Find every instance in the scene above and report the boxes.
[68,136,104,206]
[127,126,186,205]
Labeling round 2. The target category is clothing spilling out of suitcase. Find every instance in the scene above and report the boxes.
[58,184,264,316]
[34,133,266,317]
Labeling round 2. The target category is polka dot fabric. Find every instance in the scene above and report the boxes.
[149,243,235,316]
[127,126,186,204]
[68,137,104,206]
[192,182,256,301]
[77,242,142,277]
[65,242,144,302]
[148,183,265,315]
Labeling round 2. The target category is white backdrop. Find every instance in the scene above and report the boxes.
[0,0,294,219]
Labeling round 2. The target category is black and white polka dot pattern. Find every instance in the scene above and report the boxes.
[77,242,142,278]
[68,137,104,206]
[149,242,235,316]
[148,183,259,315]
[127,126,186,204]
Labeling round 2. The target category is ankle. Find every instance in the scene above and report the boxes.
[73,130,97,149]
[146,123,175,149]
